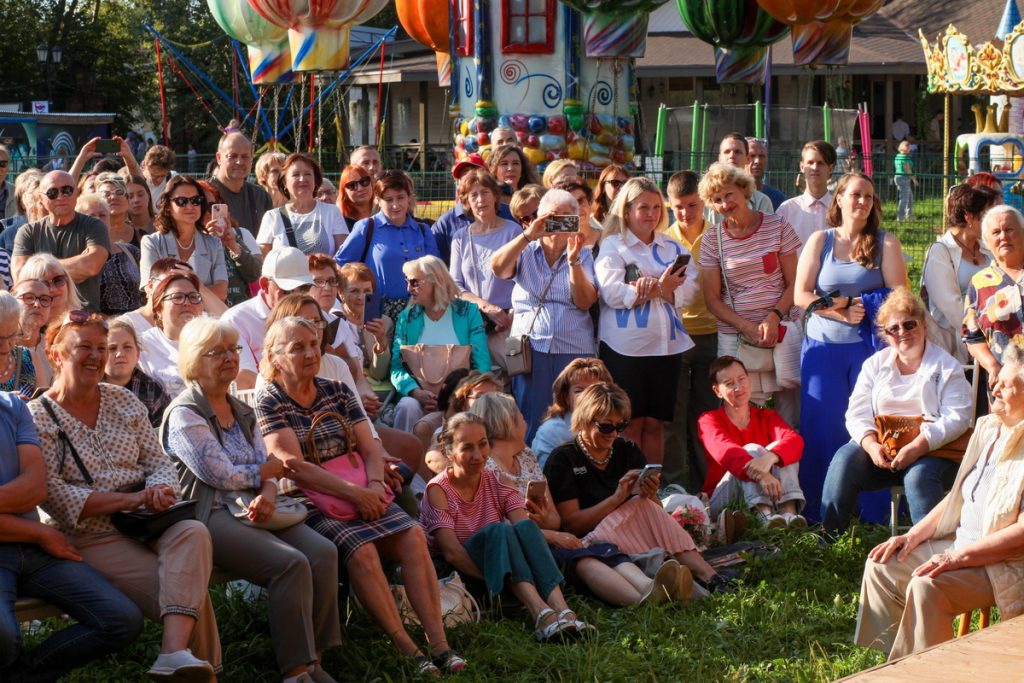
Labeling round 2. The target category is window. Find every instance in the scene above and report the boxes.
[502,0,554,54]
[453,0,473,57]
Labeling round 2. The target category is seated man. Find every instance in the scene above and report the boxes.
[0,390,142,680]
[856,343,1024,660]
[698,355,806,528]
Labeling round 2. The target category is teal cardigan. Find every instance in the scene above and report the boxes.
[390,299,492,396]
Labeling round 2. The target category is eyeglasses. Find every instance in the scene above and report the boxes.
[313,277,339,289]
[593,420,629,435]
[43,185,75,200]
[16,294,53,307]
[41,274,68,290]
[305,318,328,330]
[170,195,203,207]
[345,176,372,191]
[0,160,9,168]
[0,329,23,344]
[202,345,243,359]
[99,188,126,199]
[160,291,203,306]
[883,319,920,337]
[406,278,422,289]
[59,310,109,332]
[606,179,626,189]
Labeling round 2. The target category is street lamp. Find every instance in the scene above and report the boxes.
[36,43,62,110]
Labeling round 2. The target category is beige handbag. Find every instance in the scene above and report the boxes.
[400,344,473,394]
[391,572,481,628]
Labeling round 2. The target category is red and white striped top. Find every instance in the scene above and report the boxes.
[420,469,525,546]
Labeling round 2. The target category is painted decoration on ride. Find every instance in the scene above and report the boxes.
[207,0,293,83]
[919,22,1024,94]
[560,0,671,58]
[756,0,884,66]
[396,0,452,86]
[676,0,790,84]
[246,0,389,71]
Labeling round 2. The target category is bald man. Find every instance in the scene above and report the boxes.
[11,171,110,311]
[209,132,272,233]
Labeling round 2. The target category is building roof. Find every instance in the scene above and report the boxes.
[880,0,1011,44]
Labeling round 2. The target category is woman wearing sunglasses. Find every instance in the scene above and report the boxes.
[543,383,731,594]
[138,270,205,400]
[141,176,228,305]
[820,288,972,535]
[592,164,629,228]
[336,164,375,231]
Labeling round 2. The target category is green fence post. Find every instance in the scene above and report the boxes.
[755,100,764,139]
[655,104,667,157]
[689,100,700,169]
[823,101,832,144]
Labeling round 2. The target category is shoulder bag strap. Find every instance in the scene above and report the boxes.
[467,229,484,296]
[39,397,94,485]
[359,216,376,264]
[717,223,735,309]
[279,207,298,249]
[525,257,563,336]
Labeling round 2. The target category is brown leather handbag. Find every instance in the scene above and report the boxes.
[874,415,924,459]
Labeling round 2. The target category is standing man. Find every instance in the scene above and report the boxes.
[0,146,15,220]
[707,133,773,223]
[11,171,110,311]
[745,138,786,210]
[490,127,519,148]
[209,132,272,235]
[350,145,383,178]
[778,140,836,249]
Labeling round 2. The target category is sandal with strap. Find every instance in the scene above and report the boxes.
[432,650,467,674]
[412,653,441,678]
[558,609,596,637]
[534,608,574,643]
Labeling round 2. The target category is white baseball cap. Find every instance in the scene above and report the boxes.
[262,247,314,291]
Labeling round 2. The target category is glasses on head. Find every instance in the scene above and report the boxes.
[42,274,68,290]
[161,291,203,306]
[59,310,109,332]
[43,185,75,200]
[345,176,372,191]
[202,345,243,360]
[99,188,126,199]
[606,179,626,189]
[17,293,53,308]
[884,319,920,337]
[593,420,629,435]
[313,277,339,289]
[170,195,203,208]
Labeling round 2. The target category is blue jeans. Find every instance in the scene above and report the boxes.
[895,176,914,220]
[821,441,959,534]
[0,543,142,682]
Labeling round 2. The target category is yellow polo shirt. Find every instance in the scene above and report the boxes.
[662,219,718,336]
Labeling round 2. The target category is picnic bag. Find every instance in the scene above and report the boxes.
[400,344,473,395]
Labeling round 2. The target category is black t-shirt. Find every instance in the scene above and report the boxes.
[209,178,272,236]
[543,437,647,510]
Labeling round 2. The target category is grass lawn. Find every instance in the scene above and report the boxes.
[28,524,910,682]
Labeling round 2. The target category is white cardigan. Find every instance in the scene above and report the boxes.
[919,231,992,363]
[845,341,973,450]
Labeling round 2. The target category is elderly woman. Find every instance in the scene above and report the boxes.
[30,311,220,679]
[76,192,142,317]
[335,164,374,231]
[698,356,806,528]
[390,255,491,432]
[532,358,613,467]
[141,175,228,304]
[11,278,53,388]
[257,153,347,257]
[103,318,169,428]
[164,317,341,682]
[422,412,593,641]
[821,288,972,534]
[597,177,698,465]
[0,292,35,399]
[333,262,393,383]
[255,151,287,209]
[492,188,599,441]
[698,163,802,427]
[255,317,465,675]
[18,250,82,325]
[125,174,156,234]
[855,342,1024,660]
[487,145,541,198]
[593,164,629,227]
[335,170,440,321]
[795,172,907,521]
[544,383,731,593]
[138,270,204,399]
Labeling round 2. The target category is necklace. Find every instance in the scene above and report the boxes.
[0,351,13,379]
[576,434,611,467]
[951,231,984,265]
[175,232,196,250]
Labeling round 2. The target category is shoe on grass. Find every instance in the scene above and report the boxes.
[716,509,748,544]
[640,559,680,605]
[764,513,787,528]
[784,512,807,528]
[146,649,214,682]
[673,565,694,602]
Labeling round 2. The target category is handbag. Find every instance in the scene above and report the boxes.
[225,490,308,530]
[930,428,974,462]
[299,411,394,522]
[399,344,472,395]
[718,224,776,373]
[390,572,481,629]
[874,415,924,459]
[773,319,803,388]
[505,260,562,377]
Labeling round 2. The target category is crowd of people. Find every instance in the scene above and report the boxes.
[0,128,1022,681]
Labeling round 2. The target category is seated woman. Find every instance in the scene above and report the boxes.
[422,370,503,474]
[104,318,170,427]
[855,342,1024,660]
[698,355,806,528]
[544,383,732,593]
[121,257,227,336]
[532,358,613,467]
[470,393,691,606]
[821,288,973,534]
[138,269,205,399]
[197,180,263,308]
[30,311,220,680]
[334,262,393,384]
[0,292,36,399]
[421,412,593,641]
[11,278,53,390]
[390,255,491,432]
[164,317,342,683]
[255,317,465,676]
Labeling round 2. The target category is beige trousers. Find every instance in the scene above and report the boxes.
[74,520,222,671]
[855,539,995,660]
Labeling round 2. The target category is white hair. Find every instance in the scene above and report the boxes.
[537,188,578,216]
[0,291,22,326]
[981,204,1024,254]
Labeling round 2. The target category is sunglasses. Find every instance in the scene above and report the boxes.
[519,212,538,225]
[17,293,53,307]
[593,420,629,435]
[161,291,203,306]
[0,160,9,168]
[99,188,127,199]
[59,310,109,331]
[43,185,75,200]
[170,195,204,207]
[406,278,422,289]
[606,179,626,189]
[42,274,68,290]
[345,176,372,191]
[883,319,920,337]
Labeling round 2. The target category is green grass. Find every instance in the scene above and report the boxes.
[26,524,903,682]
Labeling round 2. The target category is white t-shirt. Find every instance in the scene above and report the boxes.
[875,368,924,416]
[257,201,348,256]
[138,327,185,399]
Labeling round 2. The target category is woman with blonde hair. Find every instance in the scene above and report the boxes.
[542,159,579,190]
[509,184,545,227]
[16,253,82,324]
[255,151,287,208]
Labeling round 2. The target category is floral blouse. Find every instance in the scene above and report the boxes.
[0,347,36,400]
[962,264,1024,362]
[484,447,545,497]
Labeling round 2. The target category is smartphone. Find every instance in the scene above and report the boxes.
[671,253,691,274]
[211,204,229,233]
[632,464,663,495]
[526,479,547,505]
[95,138,120,154]
[364,292,383,321]
[543,214,580,233]
[624,263,642,284]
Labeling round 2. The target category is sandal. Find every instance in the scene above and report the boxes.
[558,609,596,637]
[432,650,467,674]
[412,653,441,678]
[534,608,574,643]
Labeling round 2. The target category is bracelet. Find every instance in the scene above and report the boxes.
[770,308,784,321]
[568,258,582,267]
[521,232,534,244]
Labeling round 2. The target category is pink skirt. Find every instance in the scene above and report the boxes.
[583,496,696,555]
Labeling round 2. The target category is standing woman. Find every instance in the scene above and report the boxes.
[125,174,156,234]
[491,189,599,442]
[592,164,630,227]
[595,177,698,464]
[257,153,348,257]
[336,164,375,231]
[255,151,287,209]
[487,145,540,199]
[141,175,229,305]
[795,171,907,521]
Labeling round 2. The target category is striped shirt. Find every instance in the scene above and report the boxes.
[420,469,525,547]
[506,242,597,354]
[698,213,801,335]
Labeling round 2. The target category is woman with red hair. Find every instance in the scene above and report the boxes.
[336,163,375,231]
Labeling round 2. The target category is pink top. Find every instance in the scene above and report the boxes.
[421,469,525,547]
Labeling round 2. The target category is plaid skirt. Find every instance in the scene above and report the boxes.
[305,501,418,564]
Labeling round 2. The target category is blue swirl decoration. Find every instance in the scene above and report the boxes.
[463,65,474,99]
[499,59,564,110]
[589,80,614,107]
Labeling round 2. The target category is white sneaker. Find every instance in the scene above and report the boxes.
[765,513,787,529]
[784,512,808,529]
[147,649,214,682]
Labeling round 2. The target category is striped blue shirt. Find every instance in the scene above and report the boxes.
[506,242,596,355]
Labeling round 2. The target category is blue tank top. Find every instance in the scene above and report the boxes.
[807,228,885,344]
